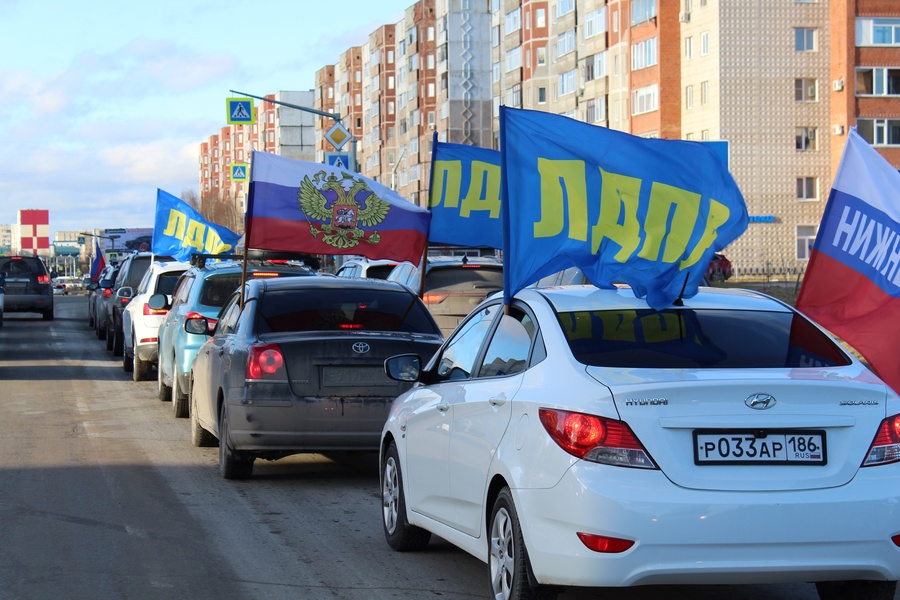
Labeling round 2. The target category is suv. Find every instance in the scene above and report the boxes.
[154,255,315,418]
[103,253,173,357]
[122,260,190,381]
[335,258,398,279]
[91,264,119,337]
[0,256,54,320]
[386,256,503,336]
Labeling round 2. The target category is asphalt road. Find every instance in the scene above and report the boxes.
[0,296,869,600]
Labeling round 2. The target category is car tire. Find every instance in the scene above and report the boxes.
[219,404,254,480]
[88,309,94,328]
[122,345,134,373]
[112,324,124,357]
[96,316,106,340]
[132,347,150,382]
[158,363,172,402]
[382,441,431,552]
[42,308,53,321]
[815,581,897,600]
[172,373,188,418]
[489,487,556,600]
[190,377,217,448]
[105,320,114,350]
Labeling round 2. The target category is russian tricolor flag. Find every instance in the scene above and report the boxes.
[89,238,106,281]
[796,128,900,393]
[245,151,430,265]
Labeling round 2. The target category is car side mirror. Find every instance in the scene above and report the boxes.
[99,279,113,290]
[384,354,421,382]
[184,316,212,336]
[116,287,134,300]
[88,281,99,291]
[148,293,170,311]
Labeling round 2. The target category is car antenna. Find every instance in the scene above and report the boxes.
[673,272,690,306]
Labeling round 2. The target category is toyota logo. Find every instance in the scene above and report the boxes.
[745,393,776,410]
[352,342,371,354]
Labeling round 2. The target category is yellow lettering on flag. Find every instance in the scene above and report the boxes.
[591,168,641,260]
[162,210,188,239]
[460,161,501,218]
[203,229,232,254]
[430,160,462,208]
[182,220,206,252]
[534,158,587,241]
[639,182,701,263]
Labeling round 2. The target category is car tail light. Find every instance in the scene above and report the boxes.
[893,535,900,547]
[422,293,447,305]
[143,303,168,316]
[38,274,50,284]
[539,409,657,469]
[186,311,216,332]
[250,272,281,278]
[862,415,900,467]
[576,532,635,553]
[246,343,286,380]
[103,289,112,298]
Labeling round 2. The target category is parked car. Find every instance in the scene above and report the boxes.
[0,255,54,320]
[153,255,315,419]
[52,283,68,295]
[380,284,900,600]
[386,256,503,336]
[89,264,118,335]
[707,253,733,282]
[188,275,443,479]
[102,252,173,357]
[335,258,398,279]
[122,260,190,381]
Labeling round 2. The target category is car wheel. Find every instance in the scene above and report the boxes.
[42,308,53,321]
[815,581,897,600]
[133,347,150,382]
[105,321,114,351]
[172,373,189,418]
[112,324,124,357]
[382,441,431,551]
[489,487,555,600]
[158,362,172,402]
[190,377,217,448]
[88,309,94,328]
[122,344,133,373]
[96,317,106,340]
[219,404,253,480]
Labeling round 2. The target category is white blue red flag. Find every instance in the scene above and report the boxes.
[152,189,240,261]
[428,133,502,249]
[89,238,106,281]
[246,151,430,264]
[795,128,900,393]
[499,107,748,308]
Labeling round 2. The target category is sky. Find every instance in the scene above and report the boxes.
[0,0,414,237]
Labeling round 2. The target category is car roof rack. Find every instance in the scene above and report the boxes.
[190,251,320,270]
[190,253,239,268]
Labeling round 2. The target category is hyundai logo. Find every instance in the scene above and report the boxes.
[352,342,371,354]
[745,393,776,410]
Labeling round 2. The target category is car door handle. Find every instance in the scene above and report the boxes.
[489,396,506,407]
[436,402,450,413]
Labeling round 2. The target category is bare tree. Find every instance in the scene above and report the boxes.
[180,189,200,211]
[199,189,244,234]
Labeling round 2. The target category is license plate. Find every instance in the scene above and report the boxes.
[694,429,826,465]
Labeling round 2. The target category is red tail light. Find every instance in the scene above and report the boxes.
[143,303,168,316]
[576,533,635,553]
[539,409,657,469]
[103,289,112,298]
[38,274,50,284]
[250,272,281,278]
[246,344,286,380]
[186,311,217,332]
[862,415,900,467]
[422,293,447,304]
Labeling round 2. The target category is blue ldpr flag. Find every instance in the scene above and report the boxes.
[428,133,502,249]
[151,189,240,261]
[499,107,748,308]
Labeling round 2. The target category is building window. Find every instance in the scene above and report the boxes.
[795,127,817,151]
[492,26,500,47]
[631,37,658,71]
[535,8,546,28]
[537,87,547,104]
[492,61,500,82]
[797,177,817,200]
[631,84,659,115]
[685,36,693,60]
[585,97,606,122]
[685,132,694,140]
[505,8,521,34]
[795,28,816,51]
[856,18,900,46]
[557,29,576,57]
[856,118,900,146]
[700,31,709,55]
[558,69,577,96]
[428,82,435,97]
[507,83,522,107]
[685,85,693,110]
[537,47,547,66]
[557,0,575,17]
[612,9,619,33]
[506,47,522,71]
[700,81,709,105]
[795,78,818,101]
[797,226,817,260]
[856,68,900,96]
[585,8,607,38]
[630,0,656,25]
[701,129,710,140]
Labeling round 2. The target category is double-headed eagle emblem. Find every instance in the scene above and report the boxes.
[298,170,391,249]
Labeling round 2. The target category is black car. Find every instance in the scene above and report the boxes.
[102,253,172,356]
[188,275,444,479]
[0,256,54,320]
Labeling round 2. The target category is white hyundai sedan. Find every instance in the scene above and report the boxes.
[380,284,900,600]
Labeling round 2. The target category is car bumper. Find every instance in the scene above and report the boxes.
[514,463,900,587]
[4,294,52,312]
[135,342,158,363]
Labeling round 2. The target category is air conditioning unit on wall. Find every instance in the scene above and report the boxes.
[679,11,691,23]
[833,124,845,135]
[833,79,844,92]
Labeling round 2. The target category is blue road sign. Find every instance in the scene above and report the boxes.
[325,152,352,170]
[231,163,249,181]
[227,98,255,125]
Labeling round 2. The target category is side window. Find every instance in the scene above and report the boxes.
[171,276,194,307]
[216,294,242,335]
[433,304,501,382]
[478,308,538,377]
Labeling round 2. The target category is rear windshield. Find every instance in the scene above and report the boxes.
[0,257,48,277]
[557,309,852,369]
[125,257,154,287]
[425,265,504,294]
[198,274,242,308]
[365,265,397,279]
[155,271,186,296]
[257,288,440,334]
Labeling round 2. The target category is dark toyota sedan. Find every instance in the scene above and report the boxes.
[188,275,444,479]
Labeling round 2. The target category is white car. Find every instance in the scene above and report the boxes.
[122,260,190,381]
[380,284,900,600]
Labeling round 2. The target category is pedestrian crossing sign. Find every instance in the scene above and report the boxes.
[231,163,249,181]
[226,97,256,125]
[325,152,352,171]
